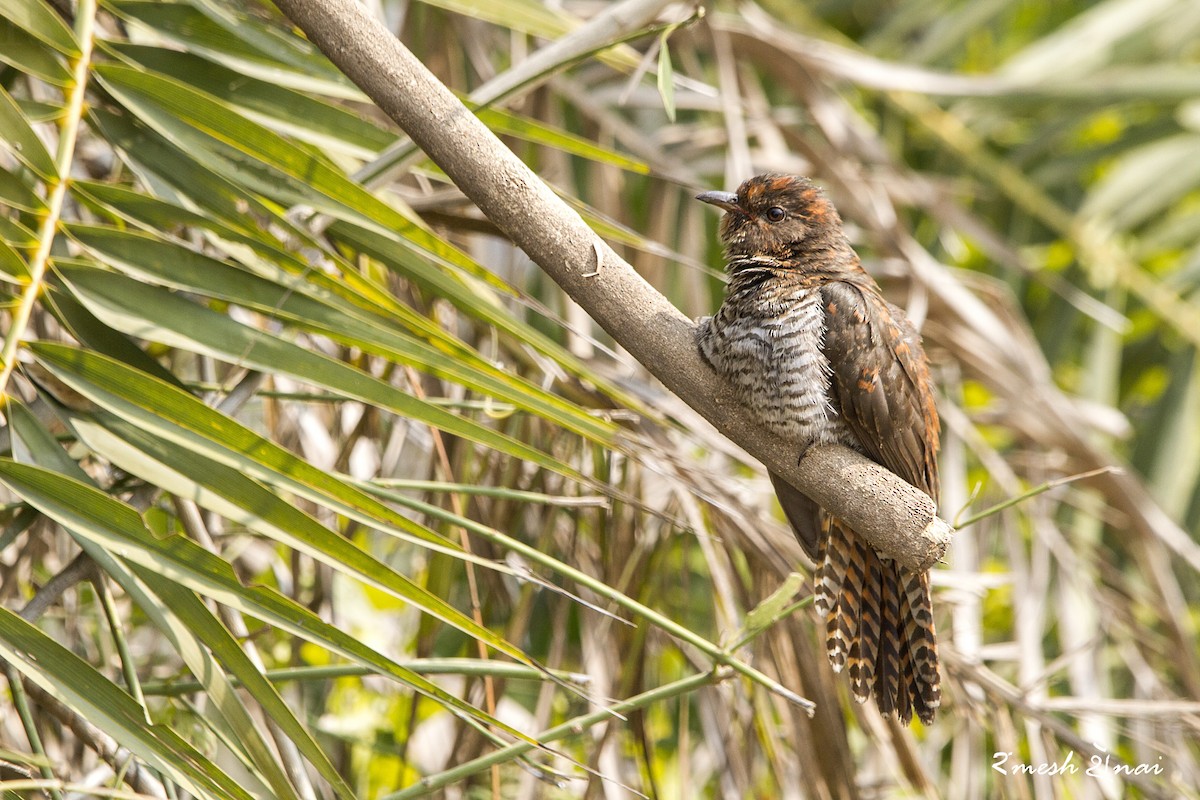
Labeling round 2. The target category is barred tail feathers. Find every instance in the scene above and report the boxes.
[819,516,940,724]
[849,537,882,703]
[902,568,941,724]
[875,555,903,720]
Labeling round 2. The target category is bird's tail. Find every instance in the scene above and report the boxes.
[813,515,940,725]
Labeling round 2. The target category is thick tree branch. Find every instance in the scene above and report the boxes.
[270,0,953,572]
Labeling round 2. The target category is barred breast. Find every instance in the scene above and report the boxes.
[696,273,849,450]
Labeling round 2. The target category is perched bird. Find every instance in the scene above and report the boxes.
[695,174,941,725]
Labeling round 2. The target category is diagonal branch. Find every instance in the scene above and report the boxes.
[268,0,953,573]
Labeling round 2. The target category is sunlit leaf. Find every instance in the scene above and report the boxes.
[0,454,543,751]
[64,224,618,442]
[0,604,255,800]
[110,43,393,159]
[1,0,78,56]
[54,266,579,477]
[27,341,494,554]
[0,16,72,85]
[0,165,46,213]
[0,84,56,179]
[657,33,676,123]
[106,0,354,95]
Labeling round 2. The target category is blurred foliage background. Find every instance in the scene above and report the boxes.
[1,0,1198,798]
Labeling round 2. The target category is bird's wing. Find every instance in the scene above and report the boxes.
[769,470,823,563]
[819,281,939,497]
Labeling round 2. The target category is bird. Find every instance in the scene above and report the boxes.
[695,173,941,725]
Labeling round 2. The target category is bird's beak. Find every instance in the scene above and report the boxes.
[695,190,741,213]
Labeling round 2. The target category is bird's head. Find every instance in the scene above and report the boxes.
[696,174,844,264]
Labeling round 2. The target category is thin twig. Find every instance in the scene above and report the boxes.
[954,466,1121,528]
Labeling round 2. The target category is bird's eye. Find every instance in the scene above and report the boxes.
[766,206,786,222]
